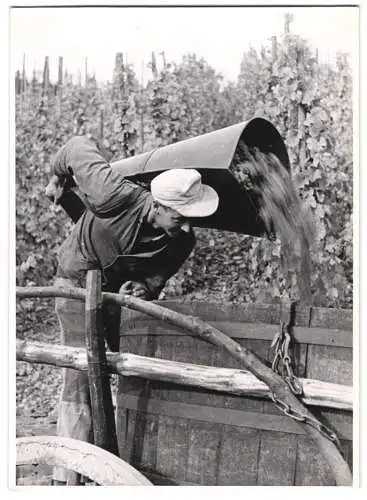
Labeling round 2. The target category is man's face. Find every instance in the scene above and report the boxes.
[155,204,191,237]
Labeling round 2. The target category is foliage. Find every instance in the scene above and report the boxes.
[147,53,227,146]
[16,35,353,324]
[224,34,353,307]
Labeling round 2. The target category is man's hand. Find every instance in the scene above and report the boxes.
[119,281,150,299]
[45,175,65,204]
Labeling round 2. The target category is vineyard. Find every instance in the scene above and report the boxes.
[15,28,353,340]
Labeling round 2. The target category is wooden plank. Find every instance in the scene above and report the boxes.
[295,437,335,485]
[156,300,282,324]
[194,336,218,365]
[171,335,196,363]
[117,335,147,398]
[116,407,129,461]
[119,394,353,440]
[318,407,353,442]
[169,336,198,405]
[150,379,195,405]
[154,330,174,360]
[138,328,158,358]
[307,345,353,385]
[206,348,226,409]
[119,333,139,354]
[213,343,242,370]
[245,338,272,364]
[156,415,189,481]
[117,374,147,400]
[148,326,175,401]
[121,300,352,330]
[125,410,158,471]
[107,352,351,412]
[262,402,353,441]
[257,431,297,485]
[142,470,196,486]
[280,301,311,327]
[222,339,268,413]
[119,320,353,347]
[218,427,260,485]
[186,421,222,485]
[168,335,223,408]
[118,329,129,352]
[123,408,136,462]
[293,343,308,377]
[310,307,353,330]
[185,338,224,408]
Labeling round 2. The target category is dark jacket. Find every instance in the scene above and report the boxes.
[52,136,195,297]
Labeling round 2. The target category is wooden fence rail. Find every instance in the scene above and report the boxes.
[16,339,352,411]
[16,284,353,485]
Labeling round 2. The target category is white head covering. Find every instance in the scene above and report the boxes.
[150,169,219,217]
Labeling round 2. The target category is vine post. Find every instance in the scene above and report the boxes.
[57,56,63,115]
[271,35,277,63]
[85,270,119,458]
[151,51,158,79]
[21,53,26,94]
[15,70,21,95]
[85,56,88,86]
[42,56,49,96]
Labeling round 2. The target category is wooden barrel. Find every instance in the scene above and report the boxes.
[116,301,353,486]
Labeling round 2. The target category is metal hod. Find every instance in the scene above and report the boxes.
[58,118,290,236]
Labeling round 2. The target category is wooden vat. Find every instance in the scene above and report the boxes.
[116,301,353,486]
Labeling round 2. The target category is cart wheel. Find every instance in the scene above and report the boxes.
[16,436,153,486]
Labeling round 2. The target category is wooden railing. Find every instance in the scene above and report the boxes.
[16,271,353,485]
[16,340,352,411]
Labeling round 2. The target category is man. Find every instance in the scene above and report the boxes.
[45,135,219,484]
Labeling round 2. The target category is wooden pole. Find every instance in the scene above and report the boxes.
[85,271,119,456]
[42,56,49,95]
[16,339,353,411]
[31,69,37,92]
[284,13,293,34]
[159,51,166,69]
[151,51,157,79]
[21,53,26,94]
[85,56,88,86]
[15,70,21,95]
[58,56,63,87]
[271,36,277,63]
[16,285,352,485]
[57,56,63,115]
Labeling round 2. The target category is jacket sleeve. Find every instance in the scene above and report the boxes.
[51,135,139,217]
[144,230,196,299]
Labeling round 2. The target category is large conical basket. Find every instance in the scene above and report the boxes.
[59,117,290,236]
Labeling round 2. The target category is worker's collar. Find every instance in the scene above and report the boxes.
[140,193,155,225]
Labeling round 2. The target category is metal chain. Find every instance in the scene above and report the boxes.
[271,321,341,450]
[270,392,342,451]
[271,321,303,396]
